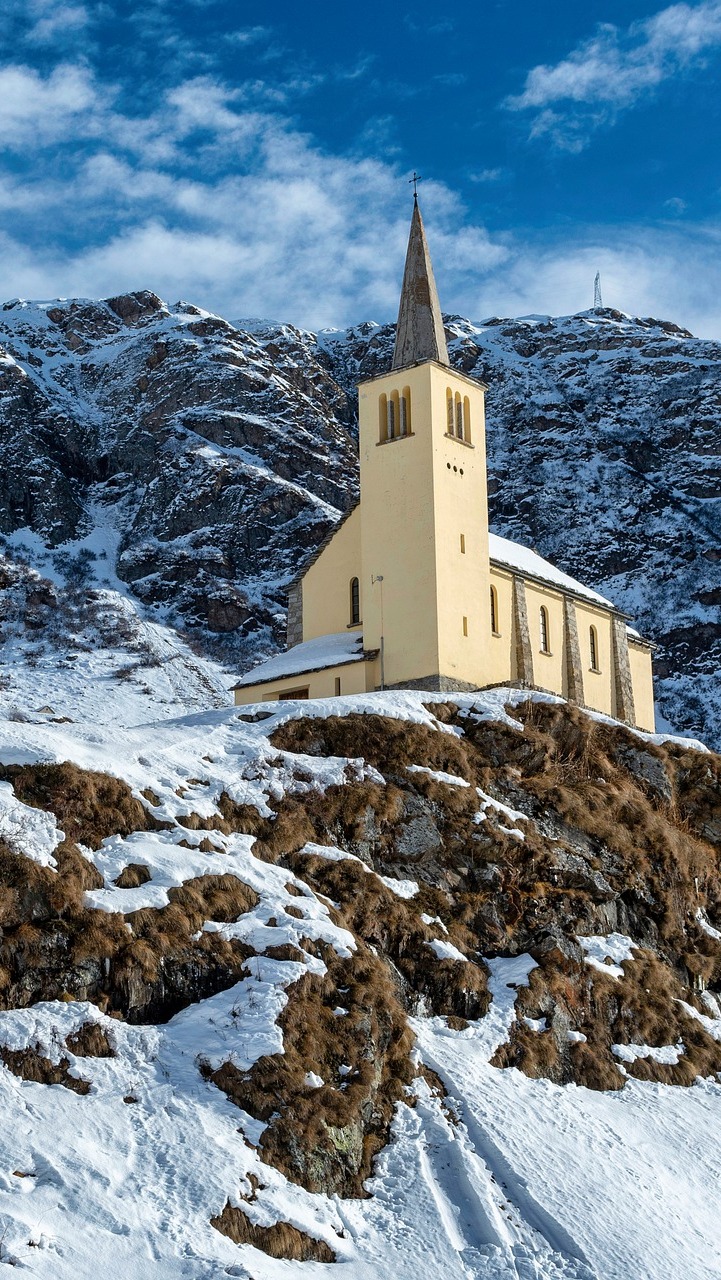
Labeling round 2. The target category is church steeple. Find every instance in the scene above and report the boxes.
[392,197,449,371]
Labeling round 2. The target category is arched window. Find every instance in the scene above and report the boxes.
[455,392,463,439]
[350,577,360,626]
[539,606,550,654]
[388,391,398,440]
[463,396,471,443]
[490,585,499,634]
[589,625,599,672]
[379,393,388,442]
[446,388,454,435]
[400,387,411,435]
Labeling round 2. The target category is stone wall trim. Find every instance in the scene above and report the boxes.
[563,596,585,706]
[286,581,303,649]
[512,575,534,685]
[611,616,636,726]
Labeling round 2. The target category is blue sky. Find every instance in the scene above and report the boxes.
[2,0,721,334]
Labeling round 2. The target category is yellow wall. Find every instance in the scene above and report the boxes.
[524,582,565,696]
[488,567,514,684]
[574,601,614,717]
[301,506,362,642]
[430,363,491,685]
[234,657,376,705]
[628,642,656,732]
[358,360,490,687]
[485,568,655,730]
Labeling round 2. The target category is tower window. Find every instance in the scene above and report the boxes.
[379,393,388,442]
[455,392,463,439]
[350,576,360,626]
[490,585,499,635]
[463,396,472,443]
[400,387,411,434]
[462,615,468,637]
[590,625,600,672]
[447,388,454,434]
[460,533,465,554]
[388,392,397,439]
[539,606,550,654]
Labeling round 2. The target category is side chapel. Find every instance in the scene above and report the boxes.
[234,197,656,732]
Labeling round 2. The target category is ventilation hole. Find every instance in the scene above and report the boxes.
[453,466,458,472]
[447,462,451,470]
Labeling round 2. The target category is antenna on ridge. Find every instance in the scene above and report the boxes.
[594,271,603,310]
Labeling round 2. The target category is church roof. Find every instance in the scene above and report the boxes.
[488,533,616,609]
[392,199,449,370]
[232,631,372,689]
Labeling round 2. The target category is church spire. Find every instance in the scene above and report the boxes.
[391,197,449,371]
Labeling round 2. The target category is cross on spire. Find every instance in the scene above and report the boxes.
[409,171,422,201]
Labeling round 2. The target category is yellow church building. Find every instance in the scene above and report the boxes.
[234,197,656,732]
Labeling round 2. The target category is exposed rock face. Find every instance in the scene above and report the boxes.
[0,294,357,656]
[0,295,719,743]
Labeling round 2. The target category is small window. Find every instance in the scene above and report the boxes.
[379,393,388,442]
[388,392,397,440]
[446,388,454,434]
[350,577,360,626]
[462,615,468,637]
[463,396,472,443]
[589,625,600,672]
[490,585,499,634]
[460,533,465,554]
[455,392,463,440]
[539,606,550,654]
[284,687,310,700]
[334,676,341,696]
[401,387,411,435]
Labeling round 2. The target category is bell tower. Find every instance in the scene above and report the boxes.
[358,196,491,691]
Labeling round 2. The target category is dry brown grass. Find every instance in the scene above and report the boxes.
[113,863,151,888]
[65,1022,114,1058]
[0,762,166,849]
[272,713,474,785]
[0,1046,90,1094]
[211,1202,335,1262]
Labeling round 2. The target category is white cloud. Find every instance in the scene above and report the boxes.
[224,26,271,47]
[456,225,721,339]
[0,63,100,146]
[506,1,721,148]
[0,60,719,340]
[26,4,90,44]
[469,168,504,183]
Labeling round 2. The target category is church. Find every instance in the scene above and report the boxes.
[233,197,656,733]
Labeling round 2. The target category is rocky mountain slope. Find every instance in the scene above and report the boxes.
[0,292,719,745]
[0,686,719,1277]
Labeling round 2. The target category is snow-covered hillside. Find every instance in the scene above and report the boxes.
[0,677,719,1277]
[0,292,719,745]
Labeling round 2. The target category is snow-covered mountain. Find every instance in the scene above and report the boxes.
[0,292,719,744]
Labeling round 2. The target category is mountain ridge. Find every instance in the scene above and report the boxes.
[0,291,719,744]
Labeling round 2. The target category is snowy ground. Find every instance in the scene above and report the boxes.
[0,687,717,1277]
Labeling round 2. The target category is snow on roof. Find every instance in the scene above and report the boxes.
[233,630,368,688]
[488,533,614,608]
